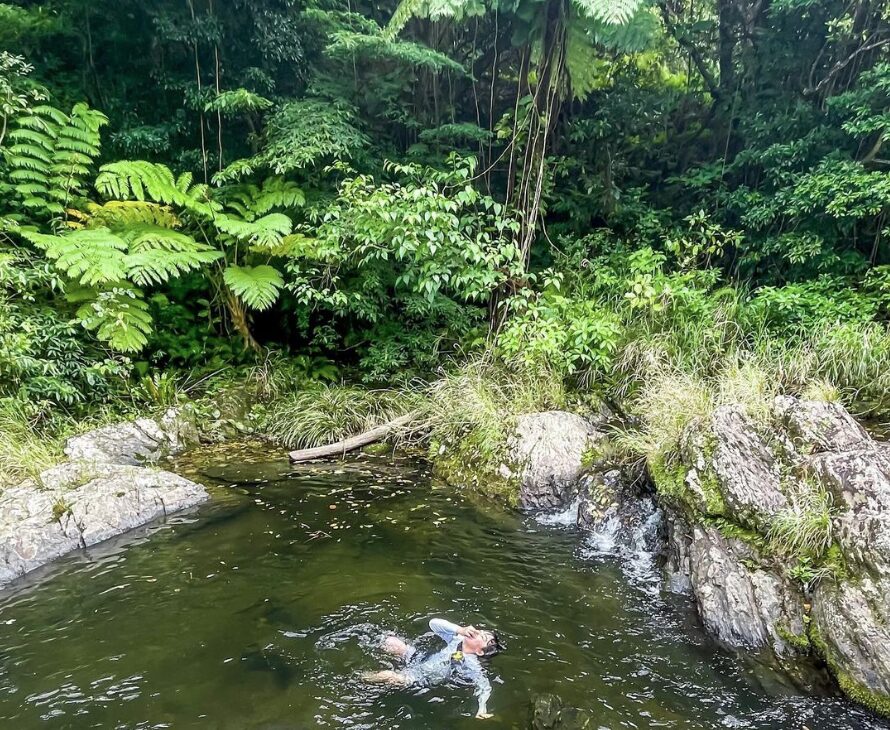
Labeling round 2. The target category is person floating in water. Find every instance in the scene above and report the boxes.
[363,618,504,719]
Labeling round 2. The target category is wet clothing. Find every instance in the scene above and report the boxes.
[400,618,492,716]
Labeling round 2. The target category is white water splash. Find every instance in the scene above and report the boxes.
[578,497,663,595]
[534,498,581,528]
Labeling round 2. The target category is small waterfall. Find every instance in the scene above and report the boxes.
[533,498,582,527]
[579,496,663,594]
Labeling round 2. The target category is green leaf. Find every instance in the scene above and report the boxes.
[223,264,284,310]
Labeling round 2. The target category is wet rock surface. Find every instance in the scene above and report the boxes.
[64,407,199,465]
[662,396,890,714]
[0,410,207,590]
[519,397,890,716]
[678,516,806,656]
[509,411,603,511]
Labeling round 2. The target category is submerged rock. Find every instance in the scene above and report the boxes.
[529,693,596,729]
[0,462,207,589]
[509,411,603,511]
[64,406,199,466]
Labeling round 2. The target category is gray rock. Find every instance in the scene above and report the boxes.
[663,512,694,594]
[577,468,626,530]
[0,462,207,589]
[681,520,806,656]
[774,396,870,454]
[806,447,890,577]
[64,406,198,466]
[510,411,602,511]
[708,406,787,530]
[577,465,663,562]
[813,576,890,705]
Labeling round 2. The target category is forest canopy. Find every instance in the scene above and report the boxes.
[2,0,890,477]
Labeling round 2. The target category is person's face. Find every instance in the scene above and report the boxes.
[463,631,495,655]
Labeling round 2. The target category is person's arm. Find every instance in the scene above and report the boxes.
[429,618,473,642]
[470,660,493,719]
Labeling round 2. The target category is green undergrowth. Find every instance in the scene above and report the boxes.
[260,384,420,450]
[0,401,65,486]
[420,358,569,501]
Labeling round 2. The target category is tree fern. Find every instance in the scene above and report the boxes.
[125,247,222,286]
[22,228,128,286]
[572,0,647,24]
[223,264,284,310]
[221,177,305,219]
[2,102,106,220]
[95,160,216,217]
[216,212,293,249]
[74,288,153,353]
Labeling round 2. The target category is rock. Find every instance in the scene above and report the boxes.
[674,518,806,656]
[812,576,890,715]
[653,395,890,713]
[577,468,626,530]
[529,694,596,729]
[0,462,207,589]
[805,447,890,577]
[663,512,694,594]
[64,407,198,466]
[774,396,870,454]
[509,411,602,512]
[707,406,787,530]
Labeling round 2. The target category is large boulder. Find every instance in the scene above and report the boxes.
[64,406,199,466]
[508,411,602,511]
[0,461,207,589]
[679,406,787,530]
[658,395,890,714]
[812,576,890,716]
[670,516,807,656]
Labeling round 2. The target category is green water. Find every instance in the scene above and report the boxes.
[0,447,887,729]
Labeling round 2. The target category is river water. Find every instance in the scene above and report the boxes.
[0,446,887,729]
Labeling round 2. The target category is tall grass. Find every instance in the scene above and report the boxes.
[0,400,62,486]
[261,384,421,449]
[418,357,568,457]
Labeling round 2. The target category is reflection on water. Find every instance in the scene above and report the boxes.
[0,449,887,729]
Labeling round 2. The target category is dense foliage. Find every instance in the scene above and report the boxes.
[2,0,890,477]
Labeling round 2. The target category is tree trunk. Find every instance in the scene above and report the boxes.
[288,413,416,462]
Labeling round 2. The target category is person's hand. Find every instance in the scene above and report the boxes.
[460,625,480,638]
[475,712,493,719]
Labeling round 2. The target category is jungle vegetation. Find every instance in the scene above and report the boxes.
[2,0,890,483]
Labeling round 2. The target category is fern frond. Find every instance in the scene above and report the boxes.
[125,247,223,286]
[385,0,425,38]
[22,228,128,286]
[86,200,181,229]
[215,213,293,248]
[75,288,153,353]
[6,128,54,149]
[223,264,284,311]
[572,0,646,24]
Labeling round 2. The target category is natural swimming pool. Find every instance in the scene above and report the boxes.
[0,447,886,729]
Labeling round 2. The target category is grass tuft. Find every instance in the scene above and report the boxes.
[0,400,62,486]
[261,384,419,449]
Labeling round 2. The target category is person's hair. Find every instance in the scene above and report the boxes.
[479,631,504,658]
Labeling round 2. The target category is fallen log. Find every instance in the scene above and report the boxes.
[288,412,416,462]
